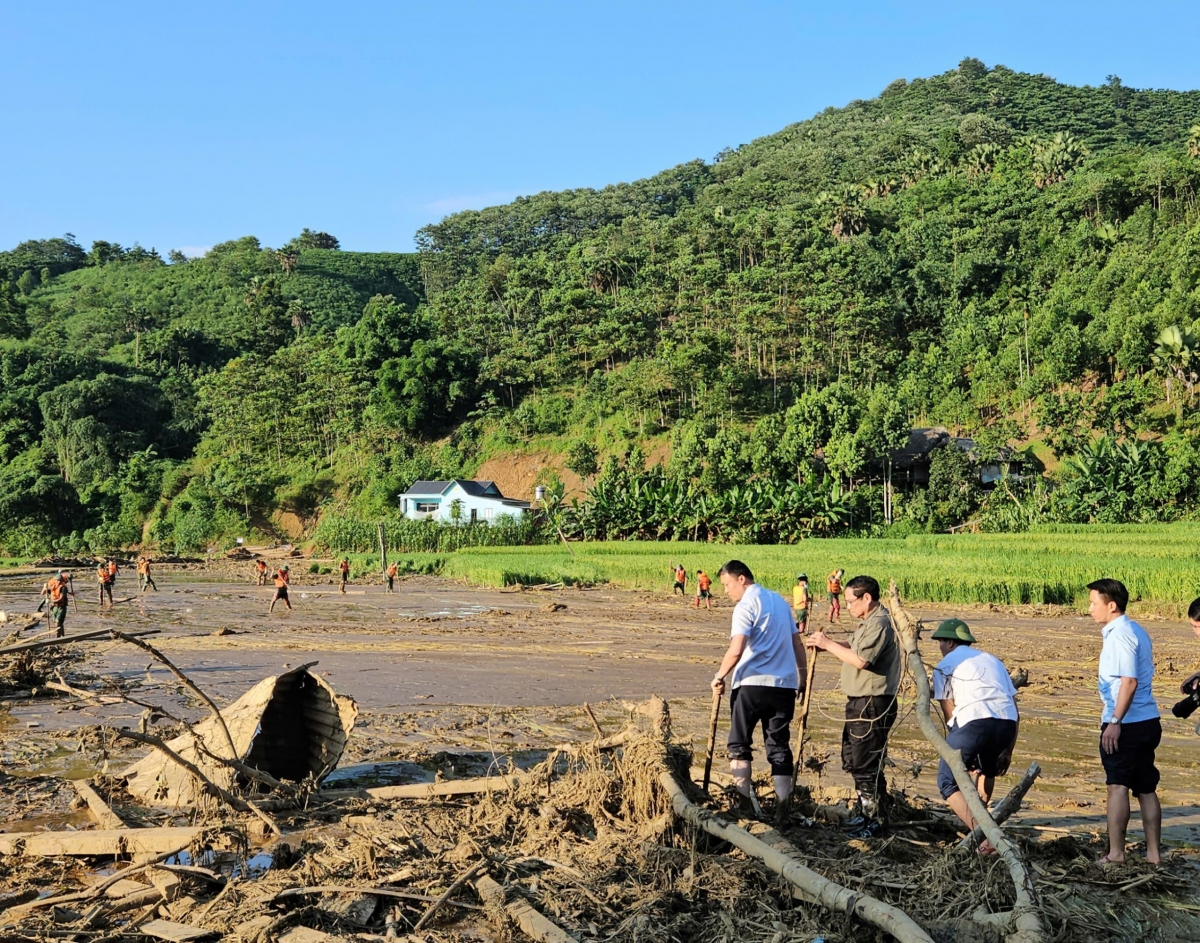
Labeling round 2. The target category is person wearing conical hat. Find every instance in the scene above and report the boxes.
[931,618,1020,852]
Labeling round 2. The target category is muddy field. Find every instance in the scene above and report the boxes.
[3,561,1200,940]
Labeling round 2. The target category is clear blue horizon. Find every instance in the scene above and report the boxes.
[3,0,1199,256]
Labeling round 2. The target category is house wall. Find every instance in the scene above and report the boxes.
[402,483,526,524]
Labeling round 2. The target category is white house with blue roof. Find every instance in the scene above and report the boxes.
[399,480,531,525]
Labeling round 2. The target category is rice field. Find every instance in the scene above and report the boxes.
[392,523,1200,610]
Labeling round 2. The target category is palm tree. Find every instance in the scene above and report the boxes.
[1188,124,1200,159]
[1031,132,1086,188]
[276,250,299,275]
[1151,325,1199,406]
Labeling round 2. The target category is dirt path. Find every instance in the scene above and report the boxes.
[4,570,1200,848]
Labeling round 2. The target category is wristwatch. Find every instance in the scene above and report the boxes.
[1110,718,1123,724]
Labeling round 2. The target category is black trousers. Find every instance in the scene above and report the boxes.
[728,685,797,776]
[842,694,898,805]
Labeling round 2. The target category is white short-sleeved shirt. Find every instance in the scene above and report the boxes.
[730,583,800,689]
[1098,614,1159,724]
[932,646,1019,728]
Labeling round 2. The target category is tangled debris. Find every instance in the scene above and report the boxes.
[1,626,1200,942]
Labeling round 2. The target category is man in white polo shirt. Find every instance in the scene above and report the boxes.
[711,560,807,816]
[1088,578,1161,865]
[930,618,1019,852]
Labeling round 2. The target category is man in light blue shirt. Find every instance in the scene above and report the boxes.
[711,560,807,817]
[1088,578,1161,865]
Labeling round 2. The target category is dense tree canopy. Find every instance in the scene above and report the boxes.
[4,61,1200,553]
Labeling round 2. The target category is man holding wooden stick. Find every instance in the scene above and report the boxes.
[711,560,807,816]
[806,574,900,839]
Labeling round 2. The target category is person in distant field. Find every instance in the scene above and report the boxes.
[254,558,269,586]
[826,568,844,624]
[1089,577,1161,865]
[386,561,399,594]
[40,570,74,637]
[137,555,158,593]
[269,565,293,613]
[930,618,1020,854]
[806,574,901,838]
[793,574,812,632]
[97,561,114,609]
[695,570,713,609]
[339,557,351,594]
[672,564,687,596]
[711,560,807,817]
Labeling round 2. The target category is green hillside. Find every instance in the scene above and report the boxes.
[4,59,1200,554]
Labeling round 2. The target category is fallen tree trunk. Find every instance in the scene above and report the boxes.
[887,582,1045,943]
[658,771,933,943]
[960,762,1041,851]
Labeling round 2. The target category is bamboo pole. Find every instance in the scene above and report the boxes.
[887,582,1045,943]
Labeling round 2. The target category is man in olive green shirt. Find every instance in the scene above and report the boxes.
[805,574,901,838]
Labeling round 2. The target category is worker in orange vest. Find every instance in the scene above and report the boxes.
[827,568,845,624]
[695,570,713,610]
[40,570,74,637]
[137,555,158,593]
[386,561,399,594]
[254,558,269,586]
[97,561,114,609]
[269,565,292,613]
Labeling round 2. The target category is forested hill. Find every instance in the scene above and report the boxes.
[5,59,1200,555]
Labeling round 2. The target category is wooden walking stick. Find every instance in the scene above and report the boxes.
[791,647,819,793]
[69,576,78,614]
[701,688,722,793]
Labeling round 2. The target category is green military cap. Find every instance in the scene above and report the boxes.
[930,618,976,643]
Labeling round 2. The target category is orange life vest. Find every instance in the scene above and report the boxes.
[698,573,711,591]
[45,577,66,603]
[107,561,118,577]
[255,560,268,572]
[386,564,398,578]
[827,573,841,594]
[97,565,112,584]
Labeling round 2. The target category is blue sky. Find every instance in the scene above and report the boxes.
[3,1,1199,255]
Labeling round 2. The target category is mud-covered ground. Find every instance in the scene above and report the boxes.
[3,561,1200,849]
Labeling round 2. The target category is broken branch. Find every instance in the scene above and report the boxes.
[960,762,1042,851]
[888,581,1045,943]
[113,729,281,837]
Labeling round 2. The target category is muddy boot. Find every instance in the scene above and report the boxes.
[846,794,884,839]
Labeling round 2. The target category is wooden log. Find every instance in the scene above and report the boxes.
[365,774,531,800]
[960,762,1042,851]
[658,770,933,943]
[887,583,1045,943]
[0,826,203,857]
[474,873,574,943]
[0,627,158,657]
[71,779,126,830]
[140,920,218,942]
[268,885,482,910]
